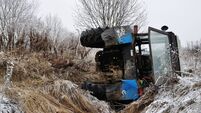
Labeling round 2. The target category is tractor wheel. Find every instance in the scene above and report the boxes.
[80,27,108,48]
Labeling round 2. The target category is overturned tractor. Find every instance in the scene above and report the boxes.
[80,25,181,109]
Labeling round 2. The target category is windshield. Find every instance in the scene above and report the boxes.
[149,30,173,81]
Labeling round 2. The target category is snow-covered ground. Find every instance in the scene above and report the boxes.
[143,75,201,113]
[143,48,201,113]
[0,49,200,113]
[0,93,23,113]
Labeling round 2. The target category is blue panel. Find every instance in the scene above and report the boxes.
[121,80,139,100]
[117,33,133,44]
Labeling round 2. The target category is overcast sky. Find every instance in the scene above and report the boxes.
[38,0,201,46]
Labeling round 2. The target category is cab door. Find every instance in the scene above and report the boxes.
[148,27,179,82]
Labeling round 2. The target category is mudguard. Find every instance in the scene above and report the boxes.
[121,80,139,100]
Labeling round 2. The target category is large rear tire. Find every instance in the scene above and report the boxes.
[80,27,108,48]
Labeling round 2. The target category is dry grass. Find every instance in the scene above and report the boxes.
[41,80,100,113]
[6,80,113,113]
[0,51,103,84]
[6,87,73,113]
[119,85,157,113]
[0,51,113,113]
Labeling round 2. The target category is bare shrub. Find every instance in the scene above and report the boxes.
[181,40,201,75]
[0,0,37,51]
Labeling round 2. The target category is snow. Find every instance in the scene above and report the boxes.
[0,93,23,113]
[144,75,201,113]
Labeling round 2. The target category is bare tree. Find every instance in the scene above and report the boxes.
[44,15,63,48]
[75,0,147,29]
[0,0,37,51]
